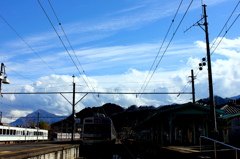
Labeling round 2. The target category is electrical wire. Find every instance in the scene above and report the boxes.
[47,0,102,107]
[5,66,36,83]
[135,0,183,104]
[0,15,57,74]
[210,13,240,56]
[38,0,102,107]
[210,1,240,53]
[176,1,240,103]
[136,0,194,105]
[37,0,80,74]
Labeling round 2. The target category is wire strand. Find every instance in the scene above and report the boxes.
[38,0,101,107]
[135,0,183,105]
[0,15,57,74]
[136,0,194,105]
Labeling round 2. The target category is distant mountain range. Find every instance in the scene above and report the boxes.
[10,95,240,127]
[201,95,240,105]
[10,109,67,127]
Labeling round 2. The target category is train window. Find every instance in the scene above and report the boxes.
[102,119,110,123]
[85,119,93,123]
[0,129,2,135]
[10,130,13,135]
[3,129,6,135]
[7,130,9,135]
[84,124,111,134]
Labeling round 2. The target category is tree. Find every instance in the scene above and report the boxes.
[38,120,51,130]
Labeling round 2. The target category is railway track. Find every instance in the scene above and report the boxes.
[79,140,144,159]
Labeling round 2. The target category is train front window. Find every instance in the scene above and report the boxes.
[84,124,110,134]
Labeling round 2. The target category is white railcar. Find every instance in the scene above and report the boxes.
[0,125,48,143]
[51,133,80,141]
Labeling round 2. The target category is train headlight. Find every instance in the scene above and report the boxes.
[94,119,101,123]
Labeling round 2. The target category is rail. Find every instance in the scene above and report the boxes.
[200,136,240,159]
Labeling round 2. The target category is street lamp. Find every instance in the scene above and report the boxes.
[0,63,10,97]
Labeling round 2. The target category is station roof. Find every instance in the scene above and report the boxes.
[134,102,224,129]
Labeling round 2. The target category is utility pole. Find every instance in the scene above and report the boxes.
[184,4,217,136]
[189,70,196,103]
[202,4,217,134]
[71,75,76,142]
[184,4,217,134]
[60,76,87,143]
[37,110,39,142]
[0,111,2,123]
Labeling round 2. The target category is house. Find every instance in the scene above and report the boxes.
[218,103,240,145]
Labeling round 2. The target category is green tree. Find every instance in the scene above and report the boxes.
[38,120,51,130]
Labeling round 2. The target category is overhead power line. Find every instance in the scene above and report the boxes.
[210,1,240,54]
[1,91,192,95]
[47,0,102,106]
[177,1,240,101]
[37,0,80,74]
[0,15,57,75]
[136,0,194,105]
[38,0,101,106]
[5,66,36,83]
[136,0,183,105]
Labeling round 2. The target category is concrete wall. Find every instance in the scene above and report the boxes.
[3,144,79,159]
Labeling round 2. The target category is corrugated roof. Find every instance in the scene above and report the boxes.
[219,112,240,119]
[220,104,240,114]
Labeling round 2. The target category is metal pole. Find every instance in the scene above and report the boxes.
[203,5,217,133]
[0,63,3,97]
[71,76,76,142]
[190,69,195,103]
[214,141,217,159]
[236,149,238,159]
[200,137,202,153]
[37,110,39,142]
[0,111,2,123]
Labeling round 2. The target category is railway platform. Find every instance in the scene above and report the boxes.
[121,140,239,159]
[0,141,79,159]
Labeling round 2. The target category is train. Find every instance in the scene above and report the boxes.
[0,124,48,143]
[81,113,117,145]
[51,132,80,141]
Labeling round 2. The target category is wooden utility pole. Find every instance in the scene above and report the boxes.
[202,4,217,133]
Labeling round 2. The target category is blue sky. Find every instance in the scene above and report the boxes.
[0,0,240,123]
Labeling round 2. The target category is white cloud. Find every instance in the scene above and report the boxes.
[2,110,32,123]
[2,42,239,122]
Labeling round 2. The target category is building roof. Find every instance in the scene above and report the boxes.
[219,112,240,120]
[220,104,240,114]
[156,102,224,115]
[134,102,224,129]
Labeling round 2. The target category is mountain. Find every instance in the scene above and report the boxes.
[10,109,67,127]
[228,94,240,100]
[201,95,229,105]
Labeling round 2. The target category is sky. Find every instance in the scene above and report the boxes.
[0,0,240,123]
